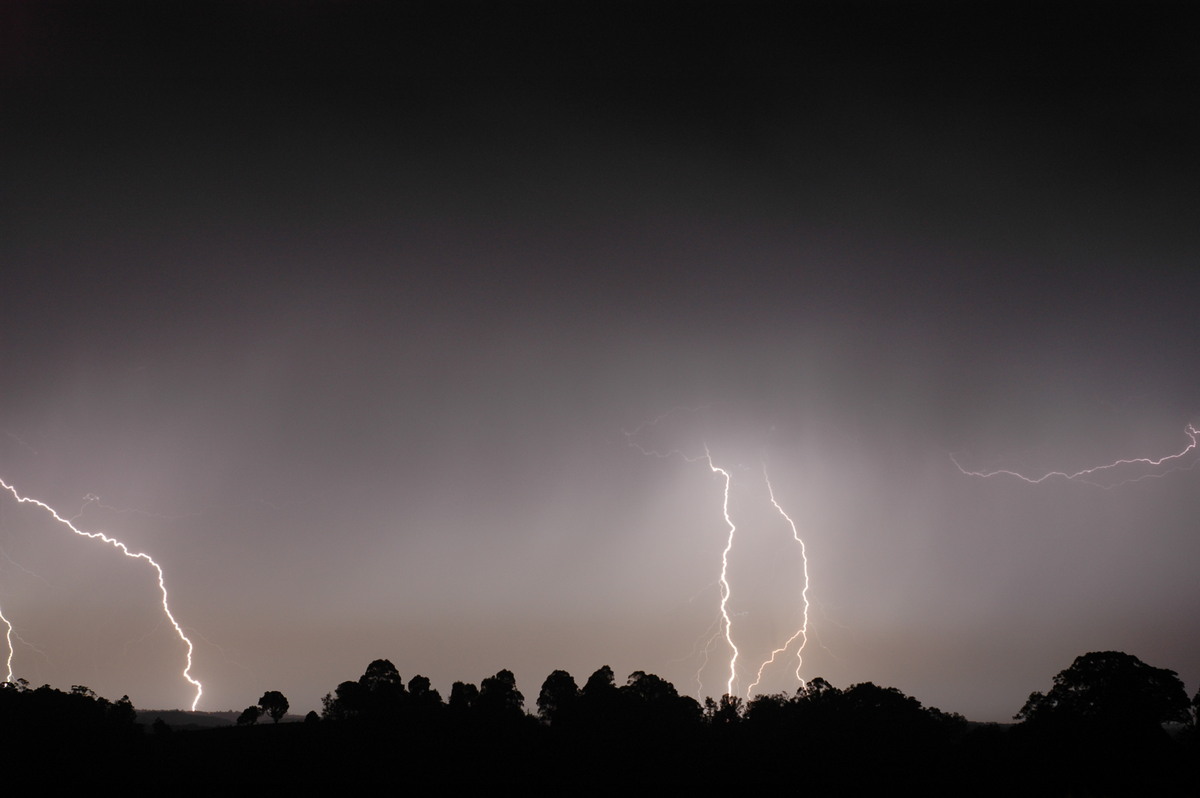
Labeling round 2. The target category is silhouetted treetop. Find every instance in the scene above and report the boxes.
[322,659,409,720]
[360,659,405,694]
[705,693,744,727]
[1016,651,1190,736]
[581,665,616,698]
[537,669,579,724]
[478,669,524,717]
[449,681,479,714]
[0,680,139,736]
[258,690,289,723]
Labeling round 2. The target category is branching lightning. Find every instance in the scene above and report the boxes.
[627,410,815,700]
[745,467,810,698]
[0,478,203,709]
[952,423,1200,488]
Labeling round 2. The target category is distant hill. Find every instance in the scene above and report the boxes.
[136,709,302,730]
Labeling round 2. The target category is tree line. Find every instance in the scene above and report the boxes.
[262,650,1200,791]
[3,650,1198,791]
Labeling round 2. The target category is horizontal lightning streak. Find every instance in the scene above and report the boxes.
[951,424,1199,487]
[0,478,203,710]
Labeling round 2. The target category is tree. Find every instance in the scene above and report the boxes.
[798,676,836,698]
[576,665,621,728]
[705,694,743,726]
[1016,651,1190,738]
[322,659,407,720]
[108,695,137,727]
[581,665,617,699]
[360,659,404,693]
[406,674,443,716]
[478,669,524,716]
[537,669,579,724]
[621,671,699,731]
[448,681,478,714]
[745,692,790,728]
[623,671,677,704]
[237,705,261,726]
[359,659,406,715]
[258,690,289,723]
[322,680,364,721]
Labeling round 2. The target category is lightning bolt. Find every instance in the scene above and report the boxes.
[951,423,1200,488]
[704,445,740,698]
[627,410,817,700]
[1,605,12,683]
[0,614,47,685]
[686,615,723,697]
[745,466,810,698]
[0,478,203,710]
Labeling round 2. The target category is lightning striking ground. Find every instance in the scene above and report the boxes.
[952,423,1200,488]
[704,445,741,698]
[0,478,203,709]
[627,411,815,700]
[1,605,12,683]
[745,467,810,698]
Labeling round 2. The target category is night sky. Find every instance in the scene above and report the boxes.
[2,2,1197,721]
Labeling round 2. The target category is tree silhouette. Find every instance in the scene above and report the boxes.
[581,665,616,698]
[705,693,743,727]
[448,681,479,714]
[258,690,289,723]
[360,659,404,693]
[406,674,443,719]
[477,669,524,717]
[237,705,261,726]
[1014,651,1192,794]
[108,695,137,727]
[322,680,363,721]
[620,671,700,733]
[1016,651,1190,737]
[536,669,579,725]
[576,665,620,730]
[322,659,407,720]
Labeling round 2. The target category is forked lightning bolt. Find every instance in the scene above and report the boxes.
[0,478,203,709]
[628,413,813,700]
[745,467,810,698]
[952,423,1199,487]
